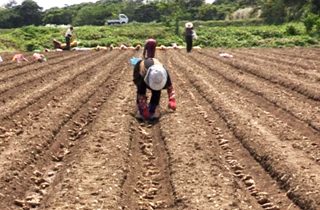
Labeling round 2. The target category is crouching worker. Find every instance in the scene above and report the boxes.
[133,58,176,120]
[12,54,28,64]
[33,53,46,62]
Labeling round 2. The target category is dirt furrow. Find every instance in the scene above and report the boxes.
[170,50,320,210]
[0,51,100,96]
[1,48,320,210]
[198,53,320,164]
[36,52,136,210]
[0,52,90,82]
[114,51,176,210]
[230,49,320,72]
[0,51,133,209]
[121,120,175,210]
[0,51,84,74]
[201,49,320,83]
[253,48,320,61]
[151,52,265,210]
[181,51,320,148]
[0,52,39,71]
[164,51,303,210]
[0,51,119,135]
[198,50,320,102]
[228,49,320,80]
[0,51,119,119]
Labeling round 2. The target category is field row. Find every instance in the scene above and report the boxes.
[0,48,319,210]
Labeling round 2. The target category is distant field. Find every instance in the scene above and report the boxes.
[0,21,318,52]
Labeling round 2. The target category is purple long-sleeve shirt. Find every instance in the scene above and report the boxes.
[143,39,156,58]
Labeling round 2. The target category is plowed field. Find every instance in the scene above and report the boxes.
[0,48,320,210]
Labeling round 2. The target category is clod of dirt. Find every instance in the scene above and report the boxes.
[53,163,64,171]
[241,174,253,181]
[33,170,43,177]
[26,194,42,207]
[219,139,229,145]
[14,199,25,206]
[257,196,269,205]
[264,206,280,210]
[244,179,255,186]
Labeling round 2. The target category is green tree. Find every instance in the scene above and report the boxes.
[261,0,286,24]
[183,0,204,8]
[73,4,113,26]
[0,5,23,28]
[131,3,161,22]
[0,8,13,28]
[213,0,237,5]
[302,13,319,33]
[310,0,320,14]
[42,8,72,25]
[18,0,43,26]
[158,0,188,34]
[121,0,143,20]
[197,4,218,20]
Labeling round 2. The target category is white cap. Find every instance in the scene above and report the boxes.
[144,65,167,91]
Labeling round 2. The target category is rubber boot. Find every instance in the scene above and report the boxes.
[148,103,157,119]
[138,105,144,116]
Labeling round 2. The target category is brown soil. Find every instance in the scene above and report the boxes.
[0,48,319,210]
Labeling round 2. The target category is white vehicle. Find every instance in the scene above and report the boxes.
[106,14,129,25]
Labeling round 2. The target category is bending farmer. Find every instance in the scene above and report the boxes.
[12,54,28,64]
[133,58,176,120]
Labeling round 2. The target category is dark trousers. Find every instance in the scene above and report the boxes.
[136,88,161,105]
[136,88,161,116]
[65,36,71,50]
[186,36,193,52]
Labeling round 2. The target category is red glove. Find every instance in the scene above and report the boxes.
[143,108,150,119]
[168,99,176,111]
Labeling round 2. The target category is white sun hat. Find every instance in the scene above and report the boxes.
[144,65,168,91]
[185,22,193,28]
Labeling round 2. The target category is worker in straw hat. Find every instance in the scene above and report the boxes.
[133,58,176,120]
[185,22,196,52]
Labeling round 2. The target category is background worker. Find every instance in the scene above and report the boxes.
[12,54,28,64]
[133,58,176,120]
[33,53,46,62]
[185,22,196,53]
[143,38,157,58]
[65,26,74,50]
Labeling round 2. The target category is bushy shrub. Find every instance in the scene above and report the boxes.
[251,29,283,39]
[285,25,299,35]
[25,40,41,51]
[315,19,320,34]
[302,14,319,33]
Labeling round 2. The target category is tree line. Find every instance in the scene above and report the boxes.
[1,0,320,29]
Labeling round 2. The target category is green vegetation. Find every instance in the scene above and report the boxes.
[1,0,320,28]
[2,0,320,51]
[0,21,319,52]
